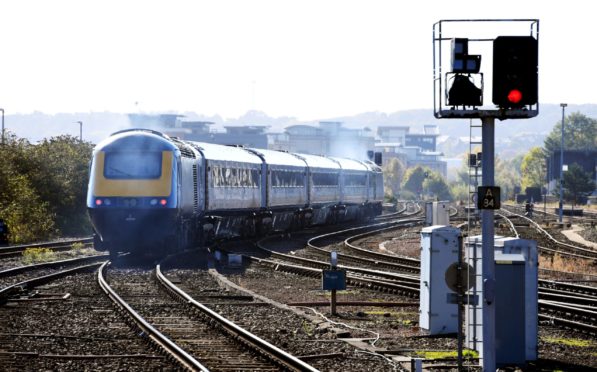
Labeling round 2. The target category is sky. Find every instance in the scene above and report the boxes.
[0,0,595,121]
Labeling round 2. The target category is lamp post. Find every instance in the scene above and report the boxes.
[559,103,567,224]
[1,108,4,145]
[76,121,82,141]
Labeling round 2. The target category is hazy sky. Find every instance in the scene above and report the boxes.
[1,1,594,120]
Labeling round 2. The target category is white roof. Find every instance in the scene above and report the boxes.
[248,148,307,167]
[189,141,263,164]
[293,153,340,170]
[330,157,368,171]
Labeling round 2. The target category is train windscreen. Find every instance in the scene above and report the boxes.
[104,152,162,179]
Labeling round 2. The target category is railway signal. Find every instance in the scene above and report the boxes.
[447,38,483,107]
[492,36,538,108]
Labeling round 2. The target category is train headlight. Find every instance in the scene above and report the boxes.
[150,199,158,206]
[104,199,111,206]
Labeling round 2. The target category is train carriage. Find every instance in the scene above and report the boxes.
[189,142,263,239]
[291,153,341,224]
[246,148,309,232]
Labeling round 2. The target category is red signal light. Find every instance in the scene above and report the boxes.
[507,89,523,104]
[160,199,167,206]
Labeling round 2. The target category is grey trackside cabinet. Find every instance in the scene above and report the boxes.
[465,236,538,366]
[425,202,433,226]
[419,225,460,334]
[497,237,538,361]
[433,201,450,226]
[424,202,450,226]
[494,252,526,366]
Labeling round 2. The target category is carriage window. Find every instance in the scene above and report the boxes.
[104,152,162,179]
[211,166,259,188]
[344,174,367,187]
[312,172,339,187]
[272,170,303,187]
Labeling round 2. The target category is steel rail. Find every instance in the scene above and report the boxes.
[539,313,597,334]
[0,237,93,254]
[305,218,424,272]
[0,261,105,301]
[155,264,318,372]
[97,262,209,372]
[248,255,420,296]
[343,225,422,268]
[539,300,597,323]
[499,208,597,259]
[0,254,108,279]
[256,238,420,284]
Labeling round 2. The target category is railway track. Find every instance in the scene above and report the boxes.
[0,237,93,259]
[245,218,597,335]
[499,207,597,260]
[0,263,179,370]
[99,261,316,371]
[503,202,597,223]
[0,255,108,303]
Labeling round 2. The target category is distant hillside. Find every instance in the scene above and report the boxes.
[4,104,596,153]
[325,104,597,139]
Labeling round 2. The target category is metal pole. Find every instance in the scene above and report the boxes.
[330,251,337,316]
[77,121,83,141]
[481,116,495,371]
[559,104,566,223]
[544,161,547,224]
[1,108,4,145]
[457,234,464,372]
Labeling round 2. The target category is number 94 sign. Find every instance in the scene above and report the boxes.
[477,186,501,210]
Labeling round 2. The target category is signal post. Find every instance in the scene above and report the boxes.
[432,19,539,371]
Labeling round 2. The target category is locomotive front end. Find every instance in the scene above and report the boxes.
[87,130,179,256]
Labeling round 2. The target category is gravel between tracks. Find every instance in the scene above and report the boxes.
[577,225,597,244]
[0,272,176,370]
[227,221,597,370]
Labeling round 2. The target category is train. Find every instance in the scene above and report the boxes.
[87,129,384,256]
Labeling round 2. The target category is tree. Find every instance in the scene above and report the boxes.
[382,157,406,199]
[520,147,544,190]
[0,133,93,243]
[26,136,94,235]
[401,166,427,196]
[449,149,521,202]
[562,163,594,207]
[494,156,521,201]
[544,112,597,155]
[423,172,452,200]
[0,133,56,243]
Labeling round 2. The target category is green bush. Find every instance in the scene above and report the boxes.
[0,133,92,244]
[22,248,56,264]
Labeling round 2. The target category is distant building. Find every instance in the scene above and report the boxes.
[281,125,327,154]
[270,121,375,159]
[127,114,269,148]
[375,125,447,178]
[128,114,184,129]
[377,126,409,145]
[546,149,597,194]
[165,121,268,148]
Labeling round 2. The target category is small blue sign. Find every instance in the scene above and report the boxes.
[322,270,346,290]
